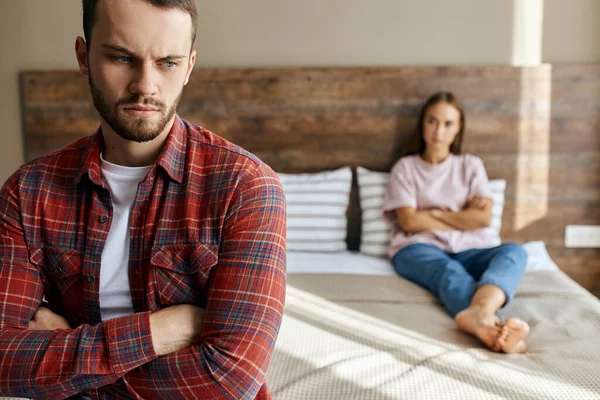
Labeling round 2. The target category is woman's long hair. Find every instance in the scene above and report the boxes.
[404,91,466,157]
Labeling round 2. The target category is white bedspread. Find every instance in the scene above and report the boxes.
[287,241,559,275]
[270,268,600,399]
[269,241,600,399]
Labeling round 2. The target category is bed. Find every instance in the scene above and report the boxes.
[268,246,600,399]
[266,164,600,399]
[17,65,600,399]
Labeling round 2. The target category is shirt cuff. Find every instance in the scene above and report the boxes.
[104,311,157,376]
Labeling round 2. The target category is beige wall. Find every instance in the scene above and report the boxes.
[195,0,514,68]
[0,0,82,185]
[543,0,600,63]
[0,0,515,184]
[0,0,598,184]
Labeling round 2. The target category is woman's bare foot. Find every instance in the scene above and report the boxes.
[497,318,529,353]
[455,307,502,351]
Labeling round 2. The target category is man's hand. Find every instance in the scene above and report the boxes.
[29,307,72,330]
[28,304,206,357]
[150,304,206,356]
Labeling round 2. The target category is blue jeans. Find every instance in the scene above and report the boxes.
[392,243,528,317]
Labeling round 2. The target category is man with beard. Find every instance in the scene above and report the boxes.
[0,1,286,399]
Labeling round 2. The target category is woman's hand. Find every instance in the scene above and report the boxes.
[466,196,487,210]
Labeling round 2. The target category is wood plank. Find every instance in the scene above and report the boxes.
[27,113,554,157]
[551,64,600,99]
[550,119,600,152]
[22,66,552,103]
[501,205,600,247]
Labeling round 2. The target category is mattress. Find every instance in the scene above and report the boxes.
[269,243,600,399]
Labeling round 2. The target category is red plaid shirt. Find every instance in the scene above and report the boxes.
[0,116,287,399]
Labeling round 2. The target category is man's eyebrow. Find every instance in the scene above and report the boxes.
[157,54,188,61]
[101,44,186,60]
[102,44,137,56]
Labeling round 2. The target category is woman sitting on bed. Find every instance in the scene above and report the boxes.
[383,91,530,353]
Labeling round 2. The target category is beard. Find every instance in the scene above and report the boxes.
[89,74,183,143]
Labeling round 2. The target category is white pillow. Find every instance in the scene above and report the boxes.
[356,166,505,258]
[278,167,352,252]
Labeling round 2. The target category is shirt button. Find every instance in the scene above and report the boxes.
[55,266,63,274]
[99,215,108,224]
[88,275,96,283]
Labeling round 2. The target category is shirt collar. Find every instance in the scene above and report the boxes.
[75,114,188,185]
[154,115,187,184]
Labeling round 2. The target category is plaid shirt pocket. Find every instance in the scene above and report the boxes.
[149,244,218,307]
[29,247,85,322]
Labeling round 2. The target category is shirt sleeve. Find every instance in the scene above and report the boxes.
[0,172,157,398]
[122,162,287,400]
[467,155,492,200]
[382,158,417,220]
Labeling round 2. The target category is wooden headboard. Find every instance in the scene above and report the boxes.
[20,65,600,297]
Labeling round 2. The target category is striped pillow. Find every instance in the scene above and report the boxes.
[484,179,506,246]
[278,167,352,252]
[356,166,506,258]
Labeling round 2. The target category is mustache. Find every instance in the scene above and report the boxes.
[117,96,166,110]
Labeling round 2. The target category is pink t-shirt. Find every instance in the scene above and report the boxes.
[382,153,497,257]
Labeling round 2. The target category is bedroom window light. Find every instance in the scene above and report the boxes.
[511,0,551,231]
[512,0,544,66]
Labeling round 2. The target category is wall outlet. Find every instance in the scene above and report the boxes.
[565,225,600,248]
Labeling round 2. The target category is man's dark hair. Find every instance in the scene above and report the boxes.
[82,0,198,47]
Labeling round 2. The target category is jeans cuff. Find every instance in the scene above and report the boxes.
[475,280,513,308]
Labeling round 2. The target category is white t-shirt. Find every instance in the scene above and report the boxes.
[383,153,497,256]
[99,156,151,321]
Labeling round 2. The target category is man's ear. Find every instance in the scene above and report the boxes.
[75,36,89,77]
[184,49,196,86]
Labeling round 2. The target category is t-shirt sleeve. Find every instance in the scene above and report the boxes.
[383,158,417,213]
[468,156,492,199]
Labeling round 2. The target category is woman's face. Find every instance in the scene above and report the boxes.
[422,101,462,153]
